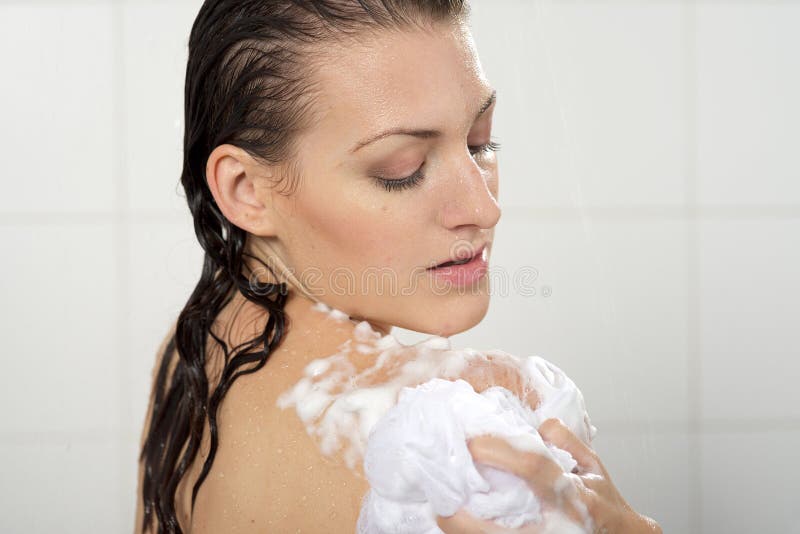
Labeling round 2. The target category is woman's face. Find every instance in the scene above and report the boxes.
[248,22,501,337]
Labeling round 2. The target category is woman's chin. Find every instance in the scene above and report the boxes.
[406,291,491,338]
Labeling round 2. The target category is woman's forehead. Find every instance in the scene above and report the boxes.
[305,26,490,153]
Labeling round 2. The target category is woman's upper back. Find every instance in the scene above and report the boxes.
[134,292,546,533]
[134,293,373,533]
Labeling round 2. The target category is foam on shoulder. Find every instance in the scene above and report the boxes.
[276,304,597,532]
[277,302,596,469]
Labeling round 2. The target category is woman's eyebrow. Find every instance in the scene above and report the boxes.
[349,88,497,154]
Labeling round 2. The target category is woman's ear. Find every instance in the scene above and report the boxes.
[205,144,281,237]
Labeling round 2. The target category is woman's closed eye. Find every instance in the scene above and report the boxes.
[371,138,502,192]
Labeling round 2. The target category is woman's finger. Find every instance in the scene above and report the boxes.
[555,473,597,528]
[466,434,565,503]
[537,418,600,474]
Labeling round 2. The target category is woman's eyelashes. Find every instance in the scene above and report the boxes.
[371,139,502,192]
[373,167,425,192]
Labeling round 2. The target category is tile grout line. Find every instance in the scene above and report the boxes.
[498,205,800,220]
[111,1,131,529]
[594,417,800,434]
[684,2,702,533]
[3,204,800,225]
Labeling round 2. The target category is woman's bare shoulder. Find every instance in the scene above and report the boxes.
[188,325,370,533]
[135,313,368,533]
[341,336,543,412]
[190,356,368,532]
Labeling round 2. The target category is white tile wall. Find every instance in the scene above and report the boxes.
[698,219,800,421]
[122,2,199,215]
[0,4,115,214]
[0,432,123,533]
[0,224,119,434]
[122,218,203,434]
[1,1,798,533]
[593,429,692,534]
[697,4,800,206]
[701,429,799,533]
[470,1,687,208]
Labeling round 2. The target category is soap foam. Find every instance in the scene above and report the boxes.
[276,303,597,533]
[312,300,352,323]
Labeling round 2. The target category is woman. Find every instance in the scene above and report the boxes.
[135,1,662,532]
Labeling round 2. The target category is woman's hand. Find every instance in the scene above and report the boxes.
[435,418,663,534]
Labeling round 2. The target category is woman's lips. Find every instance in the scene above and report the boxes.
[428,243,487,270]
[427,244,489,288]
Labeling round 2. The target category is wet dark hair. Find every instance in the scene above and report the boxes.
[138,1,470,532]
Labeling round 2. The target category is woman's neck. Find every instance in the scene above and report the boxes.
[215,288,395,384]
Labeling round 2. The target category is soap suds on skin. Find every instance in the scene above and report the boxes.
[312,300,352,323]
[278,302,598,533]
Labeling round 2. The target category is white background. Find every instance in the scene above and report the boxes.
[0,1,797,532]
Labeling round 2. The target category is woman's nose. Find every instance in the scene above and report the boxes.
[438,164,501,230]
